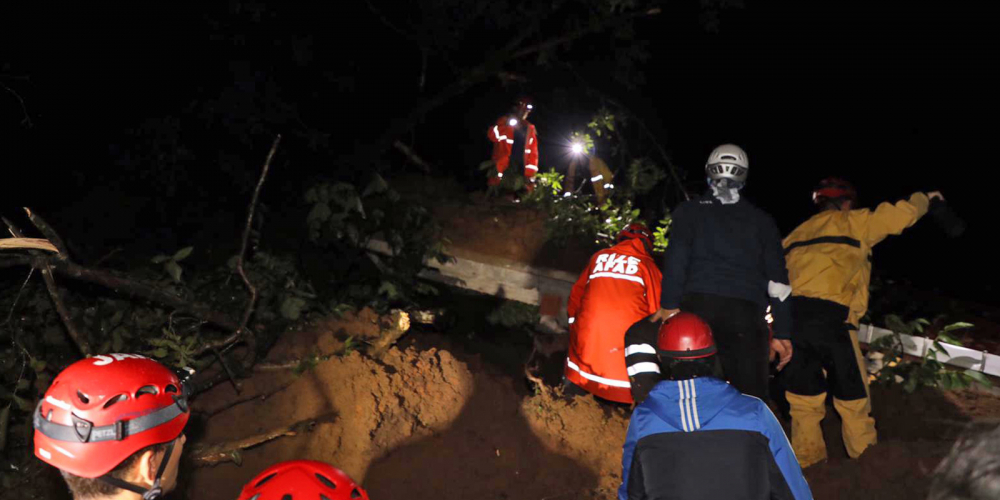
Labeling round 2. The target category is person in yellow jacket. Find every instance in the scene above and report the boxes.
[781,177,944,468]
[564,143,615,205]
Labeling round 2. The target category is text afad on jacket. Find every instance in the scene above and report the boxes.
[593,253,641,275]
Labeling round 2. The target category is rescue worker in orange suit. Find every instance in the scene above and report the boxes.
[487,97,539,193]
[781,177,945,468]
[564,223,662,404]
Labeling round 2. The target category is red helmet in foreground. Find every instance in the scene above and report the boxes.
[618,223,653,253]
[33,354,190,478]
[657,313,717,360]
[237,460,370,500]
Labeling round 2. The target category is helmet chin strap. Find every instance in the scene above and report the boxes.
[99,440,176,500]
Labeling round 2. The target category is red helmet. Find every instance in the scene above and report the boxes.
[237,460,370,500]
[812,177,857,205]
[617,223,653,252]
[657,313,717,360]
[33,354,190,478]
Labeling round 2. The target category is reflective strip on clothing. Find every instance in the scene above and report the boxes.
[588,271,644,286]
[624,344,656,356]
[506,139,514,144]
[493,125,508,142]
[525,164,538,172]
[568,317,575,324]
[677,379,702,431]
[591,174,604,182]
[566,359,631,388]
[627,362,660,376]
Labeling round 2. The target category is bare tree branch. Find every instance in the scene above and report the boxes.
[393,140,432,173]
[40,263,91,355]
[22,209,71,260]
[196,381,295,417]
[511,6,662,60]
[190,416,324,467]
[0,238,58,253]
[3,217,90,354]
[1,82,32,128]
[231,134,281,359]
[45,258,240,331]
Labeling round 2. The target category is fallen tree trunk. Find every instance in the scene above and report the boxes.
[45,258,240,332]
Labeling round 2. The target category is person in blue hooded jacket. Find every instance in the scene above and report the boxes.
[619,312,812,500]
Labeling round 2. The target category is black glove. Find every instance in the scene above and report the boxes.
[927,197,966,238]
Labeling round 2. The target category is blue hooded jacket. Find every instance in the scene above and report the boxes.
[619,377,813,500]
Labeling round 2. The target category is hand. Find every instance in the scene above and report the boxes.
[649,308,680,322]
[770,338,793,371]
[927,191,945,202]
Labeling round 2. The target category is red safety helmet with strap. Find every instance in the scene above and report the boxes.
[617,222,653,254]
[812,177,857,205]
[237,460,370,500]
[657,312,717,360]
[33,354,191,499]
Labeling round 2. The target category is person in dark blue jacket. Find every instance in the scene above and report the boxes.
[647,143,793,400]
[619,312,812,500]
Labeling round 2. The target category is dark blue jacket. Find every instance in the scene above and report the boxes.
[619,377,813,500]
[660,191,793,337]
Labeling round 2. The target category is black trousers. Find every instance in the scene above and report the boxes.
[680,293,770,400]
[782,296,867,401]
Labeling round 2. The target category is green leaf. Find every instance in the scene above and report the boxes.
[165,261,183,283]
[964,369,994,387]
[377,281,399,300]
[152,348,169,358]
[306,202,333,226]
[280,296,308,321]
[936,332,963,346]
[172,246,194,261]
[903,375,919,393]
[940,372,954,390]
[942,322,975,332]
[231,450,243,467]
[29,359,47,372]
[363,173,390,197]
[151,254,170,264]
[16,379,30,392]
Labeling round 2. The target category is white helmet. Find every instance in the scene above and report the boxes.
[705,144,749,183]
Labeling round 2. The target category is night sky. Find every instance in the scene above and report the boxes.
[2,1,996,305]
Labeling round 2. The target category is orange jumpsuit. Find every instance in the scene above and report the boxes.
[565,238,662,403]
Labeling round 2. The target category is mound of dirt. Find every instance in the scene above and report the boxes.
[184,311,1000,500]
[184,313,616,499]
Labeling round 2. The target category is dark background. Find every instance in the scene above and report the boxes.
[2,1,995,305]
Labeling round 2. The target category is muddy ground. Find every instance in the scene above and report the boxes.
[178,309,1000,500]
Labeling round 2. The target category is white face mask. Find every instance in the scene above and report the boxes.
[709,178,743,204]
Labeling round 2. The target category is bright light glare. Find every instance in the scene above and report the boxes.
[509,118,518,126]
[571,143,584,154]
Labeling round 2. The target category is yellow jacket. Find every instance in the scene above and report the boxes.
[782,193,930,327]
